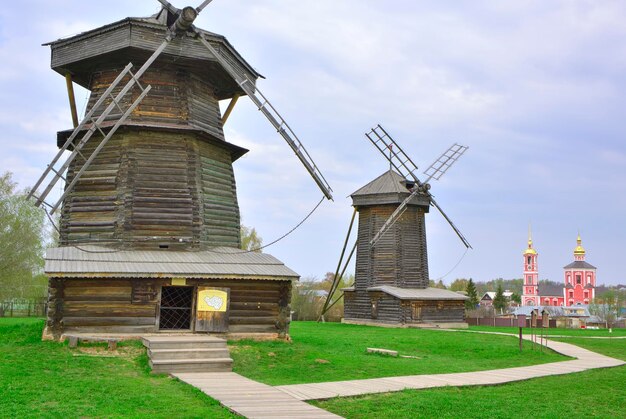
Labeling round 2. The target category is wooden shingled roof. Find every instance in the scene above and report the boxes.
[44,8,262,100]
[45,246,299,280]
[351,170,430,208]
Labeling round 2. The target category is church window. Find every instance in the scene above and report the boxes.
[527,256,531,265]
[576,275,581,284]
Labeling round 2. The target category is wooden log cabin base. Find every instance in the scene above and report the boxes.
[343,287,468,327]
[43,246,298,340]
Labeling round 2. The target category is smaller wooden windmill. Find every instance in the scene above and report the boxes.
[323,125,470,326]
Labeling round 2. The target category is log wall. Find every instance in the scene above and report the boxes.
[86,66,225,140]
[60,129,241,249]
[401,300,466,323]
[43,278,292,337]
[344,290,466,324]
[344,290,403,323]
[354,205,429,292]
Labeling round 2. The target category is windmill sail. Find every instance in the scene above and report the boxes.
[30,1,333,215]
[195,34,333,200]
[365,124,471,249]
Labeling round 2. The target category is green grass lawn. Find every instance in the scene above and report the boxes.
[551,336,626,361]
[229,322,567,385]
[467,325,626,337]
[314,331,626,418]
[4,318,619,418]
[0,318,236,418]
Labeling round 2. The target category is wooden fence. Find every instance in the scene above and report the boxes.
[0,299,47,317]
[466,317,557,328]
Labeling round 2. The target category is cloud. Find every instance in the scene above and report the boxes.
[1,0,625,284]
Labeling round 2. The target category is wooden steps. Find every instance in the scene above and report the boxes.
[142,335,232,374]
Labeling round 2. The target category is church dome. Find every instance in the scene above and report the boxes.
[574,235,585,256]
[524,239,537,255]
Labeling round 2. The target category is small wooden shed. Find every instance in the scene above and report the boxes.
[44,246,297,339]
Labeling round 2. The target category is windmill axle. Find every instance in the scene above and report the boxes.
[174,6,198,32]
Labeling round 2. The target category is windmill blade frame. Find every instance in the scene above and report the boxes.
[29,0,333,212]
[192,28,333,200]
[430,196,472,249]
[364,124,471,249]
[365,124,422,186]
[422,143,468,185]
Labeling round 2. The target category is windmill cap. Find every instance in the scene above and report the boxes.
[43,11,262,100]
[351,170,430,209]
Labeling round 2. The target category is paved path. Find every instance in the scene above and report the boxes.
[275,337,624,401]
[173,372,341,419]
[174,333,624,418]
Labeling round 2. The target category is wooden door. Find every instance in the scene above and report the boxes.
[195,287,230,332]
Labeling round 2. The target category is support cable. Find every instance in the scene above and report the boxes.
[433,247,469,282]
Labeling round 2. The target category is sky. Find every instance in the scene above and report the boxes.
[1,0,625,286]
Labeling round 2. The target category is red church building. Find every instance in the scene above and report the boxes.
[563,235,597,306]
[522,233,541,306]
[521,233,596,307]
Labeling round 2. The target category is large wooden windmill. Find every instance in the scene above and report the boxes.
[29,1,332,339]
[325,125,470,326]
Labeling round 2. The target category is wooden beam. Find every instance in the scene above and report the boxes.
[221,93,240,125]
[65,73,79,128]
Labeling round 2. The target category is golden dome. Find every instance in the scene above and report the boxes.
[524,238,537,255]
[574,234,585,255]
[524,225,537,255]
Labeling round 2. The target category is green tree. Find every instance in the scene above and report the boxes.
[510,292,522,305]
[450,278,469,292]
[492,283,508,313]
[320,271,354,322]
[240,224,262,252]
[291,272,355,322]
[590,290,625,328]
[290,278,324,321]
[429,279,447,289]
[0,172,47,300]
[465,278,479,310]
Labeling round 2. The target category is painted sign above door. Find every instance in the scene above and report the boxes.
[197,289,228,312]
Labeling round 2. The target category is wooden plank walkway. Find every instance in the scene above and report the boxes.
[173,372,342,419]
[275,336,625,401]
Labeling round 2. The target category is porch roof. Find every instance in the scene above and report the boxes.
[45,246,299,280]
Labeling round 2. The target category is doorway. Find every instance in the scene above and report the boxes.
[159,286,194,330]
